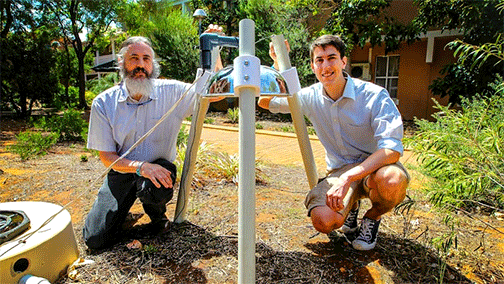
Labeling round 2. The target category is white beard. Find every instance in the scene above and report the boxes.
[124,77,154,99]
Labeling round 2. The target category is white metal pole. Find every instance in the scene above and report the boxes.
[271,35,318,189]
[236,19,257,284]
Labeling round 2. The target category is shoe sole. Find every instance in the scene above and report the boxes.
[338,225,358,234]
[352,240,376,251]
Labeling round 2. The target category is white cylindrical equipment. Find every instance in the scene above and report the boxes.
[0,201,79,284]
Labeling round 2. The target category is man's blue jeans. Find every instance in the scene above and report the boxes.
[83,158,176,249]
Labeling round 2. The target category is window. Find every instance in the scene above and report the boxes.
[375,55,400,99]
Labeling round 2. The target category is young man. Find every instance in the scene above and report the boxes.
[84,27,223,249]
[258,35,409,250]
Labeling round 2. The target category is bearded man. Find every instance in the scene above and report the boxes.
[84,32,221,249]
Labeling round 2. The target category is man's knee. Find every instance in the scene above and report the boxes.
[83,225,111,250]
[84,235,107,250]
[370,166,408,202]
[371,165,407,186]
[153,158,177,180]
[82,205,120,250]
[310,207,344,234]
[136,158,176,205]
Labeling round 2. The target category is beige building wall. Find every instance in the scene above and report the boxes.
[349,35,457,121]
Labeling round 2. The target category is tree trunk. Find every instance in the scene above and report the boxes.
[63,44,72,107]
[19,91,28,118]
[77,55,88,109]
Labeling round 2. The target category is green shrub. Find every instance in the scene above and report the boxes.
[304,115,313,126]
[255,123,264,130]
[175,141,211,183]
[201,152,266,184]
[51,85,80,110]
[177,125,189,146]
[142,244,158,254]
[176,142,266,184]
[85,90,98,106]
[206,153,240,183]
[406,87,504,211]
[280,125,295,133]
[227,108,239,123]
[8,131,59,160]
[34,109,88,142]
[86,73,120,96]
[431,215,458,283]
[204,117,215,124]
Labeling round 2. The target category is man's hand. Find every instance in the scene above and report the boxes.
[139,162,173,188]
[98,151,174,188]
[204,24,224,35]
[326,176,351,212]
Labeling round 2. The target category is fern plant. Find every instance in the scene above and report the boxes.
[406,89,504,211]
[227,107,239,124]
[447,31,504,94]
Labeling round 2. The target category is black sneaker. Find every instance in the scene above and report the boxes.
[352,216,381,251]
[338,200,360,234]
[150,218,171,234]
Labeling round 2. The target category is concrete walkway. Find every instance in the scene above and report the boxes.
[187,122,414,176]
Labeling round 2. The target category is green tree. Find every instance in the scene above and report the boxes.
[1,0,60,117]
[449,36,504,94]
[52,42,96,109]
[192,0,241,65]
[415,0,504,104]
[1,30,60,117]
[150,10,199,82]
[322,0,419,53]
[45,0,123,109]
[54,37,79,108]
[238,0,314,85]
[191,0,313,85]
[115,0,170,36]
[115,1,200,82]
[291,0,503,103]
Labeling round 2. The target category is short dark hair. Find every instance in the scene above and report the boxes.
[309,35,346,62]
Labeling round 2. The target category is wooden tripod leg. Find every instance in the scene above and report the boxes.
[173,97,210,223]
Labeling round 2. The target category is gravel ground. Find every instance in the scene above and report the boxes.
[1,116,503,283]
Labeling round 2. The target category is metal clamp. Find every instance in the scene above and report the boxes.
[233,55,260,96]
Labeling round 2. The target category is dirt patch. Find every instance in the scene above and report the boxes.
[1,118,503,283]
